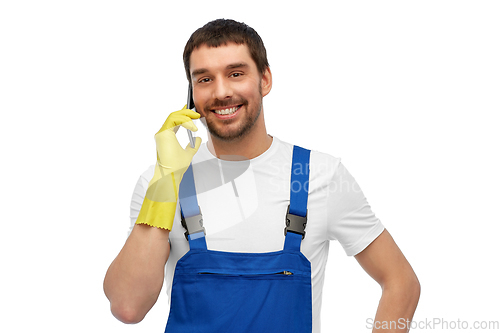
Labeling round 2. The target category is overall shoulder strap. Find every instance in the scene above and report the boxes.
[179,164,207,251]
[284,145,311,252]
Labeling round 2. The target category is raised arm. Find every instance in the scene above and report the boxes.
[103,106,202,323]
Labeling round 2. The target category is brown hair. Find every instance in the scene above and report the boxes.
[183,19,269,83]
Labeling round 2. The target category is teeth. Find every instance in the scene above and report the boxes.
[214,106,238,115]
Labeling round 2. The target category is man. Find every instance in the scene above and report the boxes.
[104,19,420,332]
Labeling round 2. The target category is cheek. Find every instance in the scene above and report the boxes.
[240,81,261,100]
[193,90,209,112]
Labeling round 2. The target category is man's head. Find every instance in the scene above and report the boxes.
[184,19,272,144]
[183,19,269,84]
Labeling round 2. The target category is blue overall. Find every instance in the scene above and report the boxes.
[165,146,312,332]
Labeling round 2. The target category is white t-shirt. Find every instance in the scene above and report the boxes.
[129,137,384,332]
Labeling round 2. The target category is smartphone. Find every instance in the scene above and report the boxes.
[187,84,196,148]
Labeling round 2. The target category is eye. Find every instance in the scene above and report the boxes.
[198,77,212,83]
[230,72,243,78]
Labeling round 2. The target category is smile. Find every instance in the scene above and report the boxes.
[212,105,242,115]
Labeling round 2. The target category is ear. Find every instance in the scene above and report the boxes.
[260,67,272,97]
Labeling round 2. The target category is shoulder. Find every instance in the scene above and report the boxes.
[275,138,340,163]
[130,164,155,197]
[139,164,155,183]
[277,138,342,181]
[310,149,341,178]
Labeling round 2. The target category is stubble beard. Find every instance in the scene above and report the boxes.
[205,87,263,142]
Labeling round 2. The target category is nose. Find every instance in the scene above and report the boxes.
[213,76,233,101]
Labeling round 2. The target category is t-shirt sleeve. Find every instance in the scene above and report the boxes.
[326,162,385,256]
[128,165,155,236]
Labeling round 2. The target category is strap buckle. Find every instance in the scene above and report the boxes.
[181,207,205,241]
[284,204,307,239]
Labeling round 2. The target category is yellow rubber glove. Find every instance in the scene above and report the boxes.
[136,105,202,230]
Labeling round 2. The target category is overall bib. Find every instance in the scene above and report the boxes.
[165,146,313,332]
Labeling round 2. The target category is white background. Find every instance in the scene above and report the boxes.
[1,0,499,332]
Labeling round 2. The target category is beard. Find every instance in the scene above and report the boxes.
[203,88,263,142]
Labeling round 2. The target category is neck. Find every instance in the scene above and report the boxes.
[207,116,273,161]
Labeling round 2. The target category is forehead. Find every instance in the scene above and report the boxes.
[189,43,256,76]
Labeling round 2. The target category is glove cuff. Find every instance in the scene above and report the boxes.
[135,197,176,231]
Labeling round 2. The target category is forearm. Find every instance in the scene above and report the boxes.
[372,278,420,332]
[104,224,170,323]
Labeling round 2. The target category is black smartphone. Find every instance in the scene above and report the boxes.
[187,84,196,147]
[187,83,195,110]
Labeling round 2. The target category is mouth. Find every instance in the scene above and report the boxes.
[211,105,243,118]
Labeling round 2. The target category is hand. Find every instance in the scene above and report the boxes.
[136,105,202,230]
[154,105,201,176]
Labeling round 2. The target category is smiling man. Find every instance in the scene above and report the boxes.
[189,40,273,158]
[104,19,420,332]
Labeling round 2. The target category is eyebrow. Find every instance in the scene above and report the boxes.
[191,62,249,78]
